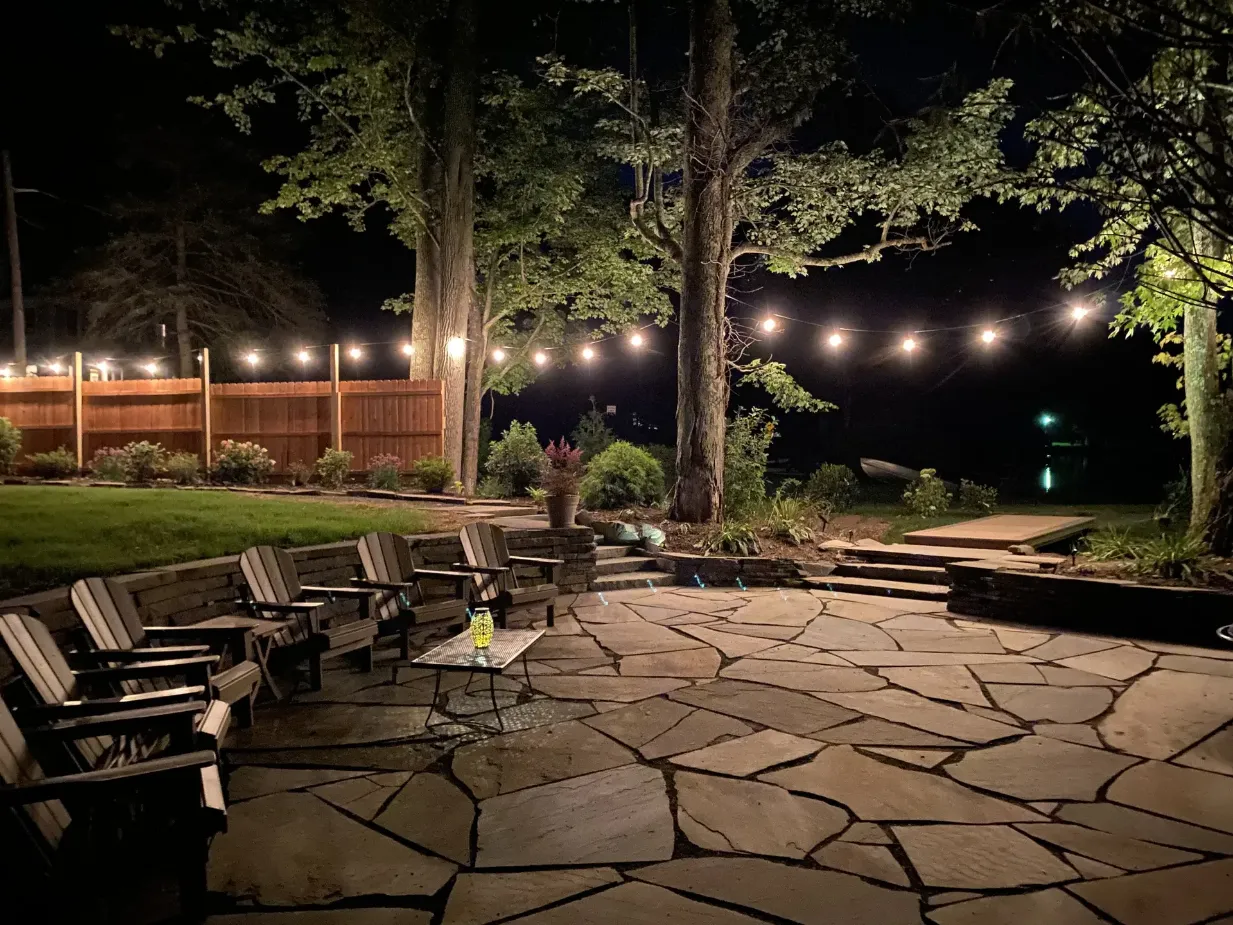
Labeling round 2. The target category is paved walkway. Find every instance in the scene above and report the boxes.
[210,587,1233,924]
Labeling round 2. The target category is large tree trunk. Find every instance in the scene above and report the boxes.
[1184,300,1222,532]
[669,0,734,523]
[174,217,192,377]
[434,0,477,481]
[461,302,487,494]
[410,154,442,379]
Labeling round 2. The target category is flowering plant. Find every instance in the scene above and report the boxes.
[542,438,584,495]
[214,440,276,485]
[367,453,403,490]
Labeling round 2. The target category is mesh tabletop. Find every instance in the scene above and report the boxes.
[412,628,544,672]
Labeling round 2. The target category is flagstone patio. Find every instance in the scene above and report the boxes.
[208,586,1233,924]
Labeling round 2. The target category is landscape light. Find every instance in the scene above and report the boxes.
[297,349,310,363]
[828,333,843,348]
[144,362,159,375]
[446,336,466,359]
[1071,305,1089,321]
[902,337,917,353]
[534,351,548,367]
[401,343,414,356]
[629,333,644,348]
[582,346,595,361]
[981,329,996,344]
[348,346,363,360]
[491,348,506,363]
[245,352,259,366]
[761,317,778,333]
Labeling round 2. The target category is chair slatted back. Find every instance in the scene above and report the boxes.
[0,614,112,769]
[357,533,423,621]
[71,578,170,695]
[0,697,72,855]
[460,522,514,603]
[239,546,311,644]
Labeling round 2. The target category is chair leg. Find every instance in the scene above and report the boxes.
[546,602,555,628]
[235,691,255,728]
[358,643,374,673]
[497,606,507,630]
[399,627,411,662]
[309,653,324,691]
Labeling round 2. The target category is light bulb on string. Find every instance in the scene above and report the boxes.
[902,337,917,353]
[96,361,109,375]
[827,333,843,348]
[629,333,644,348]
[48,361,64,374]
[348,346,363,360]
[761,317,778,333]
[446,336,466,360]
[144,362,159,376]
[491,348,506,363]
[296,349,310,364]
[582,346,595,361]
[245,352,259,366]
[533,351,548,367]
[981,329,996,345]
[1071,305,1089,321]
[401,343,414,356]
[0,367,10,379]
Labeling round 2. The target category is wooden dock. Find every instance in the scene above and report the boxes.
[902,514,1095,551]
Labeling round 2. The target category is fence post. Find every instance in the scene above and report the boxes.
[329,343,342,452]
[71,352,83,469]
[200,348,212,468]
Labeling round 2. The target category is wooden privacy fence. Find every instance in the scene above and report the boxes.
[0,349,444,472]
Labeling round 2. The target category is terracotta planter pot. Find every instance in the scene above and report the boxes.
[546,493,580,528]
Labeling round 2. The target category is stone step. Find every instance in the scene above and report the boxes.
[590,572,676,592]
[804,574,949,602]
[595,555,660,576]
[595,544,635,560]
[819,541,997,568]
[832,560,950,586]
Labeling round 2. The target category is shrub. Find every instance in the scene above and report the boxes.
[476,475,505,499]
[643,444,677,493]
[485,421,543,496]
[903,468,951,517]
[287,460,313,487]
[0,417,21,473]
[724,408,775,519]
[1132,534,1212,581]
[765,495,815,545]
[699,521,761,556]
[89,447,128,482]
[27,447,77,478]
[958,479,998,513]
[1085,527,1140,561]
[165,452,201,485]
[214,440,276,485]
[543,439,584,495]
[580,441,665,509]
[805,463,859,512]
[367,453,403,490]
[314,448,353,489]
[122,441,167,482]
[411,455,453,493]
[572,407,614,462]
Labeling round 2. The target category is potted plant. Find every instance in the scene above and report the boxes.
[542,438,584,528]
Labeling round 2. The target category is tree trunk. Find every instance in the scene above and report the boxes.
[668,0,734,524]
[461,303,487,494]
[3,151,26,369]
[1184,301,1222,531]
[434,0,477,481]
[410,160,442,379]
[174,217,192,377]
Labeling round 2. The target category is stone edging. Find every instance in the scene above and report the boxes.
[947,559,1233,645]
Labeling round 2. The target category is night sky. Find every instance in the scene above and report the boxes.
[1,1,1184,502]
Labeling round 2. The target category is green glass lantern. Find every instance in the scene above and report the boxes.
[470,608,494,649]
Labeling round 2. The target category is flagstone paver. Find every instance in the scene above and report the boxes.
[1035,723,1104,747]
[946,735,1137,801]
[1024,635,1121,661]
[673,623,780,657]
[726,592,822,626]
[1069,858,1233,925]
[1108,760,1233,833]
[670,679,859,734]
[814,689,1023,742]
[207,912,431,925]
[986,684,1113,723]
[639,708,753,759]
[675,771,848,857]
[812,842,911,886]
[762,745,1043,822]
[631,857,925,925]
[581,697,694,747]
[228,704,430,748]
[311,772,412,819]
[817,597,905,623]
[1056,645,1156,681]
[670,728,824,776]
[441,869,623,925]
[706,620,804,639]
[1174,726,1233,775]
[476,764,673,867]
[1099,669,1233,758]
[794,615,896,650]
[925,888,1108,925]
[751,643,853,665]
[618,647,721,677]
[530,675,689,702]
[811,718,966,747]
[453,721,635,798]
[1013,822,1201,871]
[573,602,644,623]
[839,822,893,844]
[527,635,607,659]
[1039,665,1122,686]
[840,651,1042,667]
[992,628,1053,652]
[721,658,886,692]
[583,621,708,655]
[887,630,1007,654]
[1057,801,1233,854]
[374,773,474,864]
[864,747,953,768]
[1157,654,1233,677]
[879,666,990,706]
[970,662,1046,684]
[894,824,1078,888]
[1067,853,1124,878]
[508,881,766,924]
[228,767,367,802]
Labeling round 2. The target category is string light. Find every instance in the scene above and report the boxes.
[827,333,843,348]
[1163,268,1177,278]
[0,367,10,379]
[981,329,996,344]
[297,349,310,363]
[401,343,414,356]
[245,352,259,366]
[47,362,64,374]
[96,361,110,374]
[491,348,506,363]
[902,337,917,353]
[761,317,778,332]
[629,333,644,347]
[446,336,466,360]
[348,346,363,360]
[582,346,595,361]
[534,351,548,366]
[143,362,159,376]
[1071,305,1090,321]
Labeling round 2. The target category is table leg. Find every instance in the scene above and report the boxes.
[522,652,532,690]
[424,668,444,731]
[253,637,282,703]
[489,672,504,733]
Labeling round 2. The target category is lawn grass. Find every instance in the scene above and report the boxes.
[0,486,439,598]
[850,502,1160,544]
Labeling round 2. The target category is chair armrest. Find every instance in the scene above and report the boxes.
[144,625,254,659]
[351,578,413,591]
[415,568,476,580]
[74,645,213,664]
[508,556,566,567]
[26,701,205,741]
[73,655,218,686]
[299,585,374,600]
[14,687,207,721]
[452,563,510,574]
[0,750,217,806]
[241,599,324,614]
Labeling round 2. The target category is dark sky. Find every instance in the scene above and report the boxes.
[1,1,1184,502]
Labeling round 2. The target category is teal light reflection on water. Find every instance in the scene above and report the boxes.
[1041,466,1053,493]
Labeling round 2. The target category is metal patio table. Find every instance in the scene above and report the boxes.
[406,627,543,733]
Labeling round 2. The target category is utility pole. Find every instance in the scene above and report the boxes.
[2,150,25,368]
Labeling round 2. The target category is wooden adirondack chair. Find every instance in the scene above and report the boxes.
[1,612,232,768]
[70,577,261,727]
[238,545,379,692]
[455,522,562,628]
[352,532,472,659]
[0,695,225,921]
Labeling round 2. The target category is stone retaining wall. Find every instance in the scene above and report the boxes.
[655,551,808,586]
[0,526,595,683]
[947,559,1233,645]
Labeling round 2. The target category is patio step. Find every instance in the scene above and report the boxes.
[590,572,675,592]
[595,555,660,576]
[596,544,633,560]
[832,561,950,586]
[804,574,949,602]
[819,540,997,569]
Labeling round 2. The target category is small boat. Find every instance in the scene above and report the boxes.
[860,458,958,491]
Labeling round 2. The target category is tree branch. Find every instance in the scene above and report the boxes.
[729,235,945,267]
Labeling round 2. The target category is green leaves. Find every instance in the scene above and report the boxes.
[736,360,833,413]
